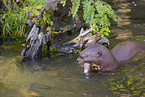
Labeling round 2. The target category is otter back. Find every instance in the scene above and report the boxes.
[111,41,145,62]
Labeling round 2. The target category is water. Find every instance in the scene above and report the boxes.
[1,0,145,97]
[0,47,114,97]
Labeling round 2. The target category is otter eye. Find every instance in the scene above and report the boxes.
[97,51,102,56]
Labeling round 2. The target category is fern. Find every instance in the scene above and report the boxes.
[83,0,95,23]
[60,0,67,7]
[71,0,121,37]
[71,0,80,17]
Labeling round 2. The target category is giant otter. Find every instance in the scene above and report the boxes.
[77,41,145,74]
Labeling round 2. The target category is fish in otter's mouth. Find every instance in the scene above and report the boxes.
[83,62,101,74]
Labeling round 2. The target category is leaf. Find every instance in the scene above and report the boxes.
[71,0,80,17]
[23,7,33,12]
[60,0,66,7]
[104,32,109,36]
[34,10,39,16]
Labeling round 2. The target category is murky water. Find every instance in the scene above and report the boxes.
[1,0,145,97]
[0,45,115,97]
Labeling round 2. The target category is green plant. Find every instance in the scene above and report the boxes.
[1,0,26,37]
[1,0,120,38]
[0,0,52,38]
[61,0,121,37]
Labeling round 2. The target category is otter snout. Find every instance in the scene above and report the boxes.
[76,57,85,64]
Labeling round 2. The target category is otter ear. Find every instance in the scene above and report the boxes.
[97,51,102,56]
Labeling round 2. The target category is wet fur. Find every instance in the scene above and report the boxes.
[77,41,145,71]
[111,41,145,62]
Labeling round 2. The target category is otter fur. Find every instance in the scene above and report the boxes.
[77,41,145,73]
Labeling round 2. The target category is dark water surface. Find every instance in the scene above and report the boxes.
[1,0,145,97]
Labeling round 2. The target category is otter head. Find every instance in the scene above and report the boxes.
[77,51,102,74]
[77,51,103,65]
[77,44,119,74]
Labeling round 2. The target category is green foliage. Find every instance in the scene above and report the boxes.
[71,0,121,37]
[23,0,47,18]
[60,0,67,7]
[0,0,50,38]
[0,0,120,38]
[1,0,27,37]
[71,0,80,17]
[83,0,95,23]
